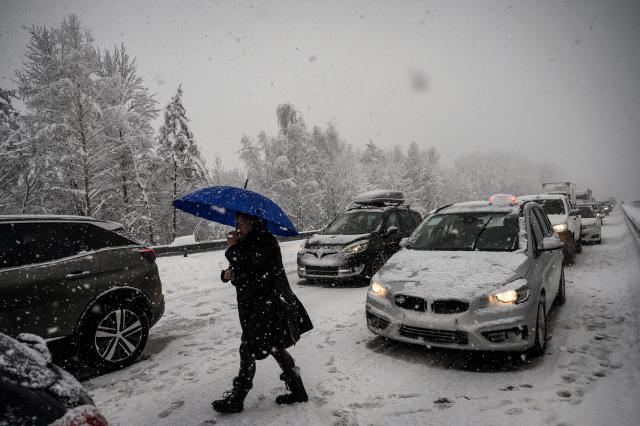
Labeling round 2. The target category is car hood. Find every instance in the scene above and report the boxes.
[374,249,529,300]
[307,233,371,247]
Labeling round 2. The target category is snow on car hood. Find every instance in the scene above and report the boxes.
[307,233,370,246]
[375,249,529,300]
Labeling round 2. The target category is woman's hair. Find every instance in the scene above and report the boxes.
[235,212,266,230]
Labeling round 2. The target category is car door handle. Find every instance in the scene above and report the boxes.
[64,270,90,279]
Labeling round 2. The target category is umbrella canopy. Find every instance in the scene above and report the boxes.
[173,186,298,236]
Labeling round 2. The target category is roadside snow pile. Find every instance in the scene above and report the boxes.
[169,235,197,246]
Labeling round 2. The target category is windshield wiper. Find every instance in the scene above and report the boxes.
[472,216,493,250]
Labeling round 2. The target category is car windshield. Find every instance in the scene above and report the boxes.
[408,212,519,251]
[533,199,565,215]
[579,206,595,218]
[322,211,383,235]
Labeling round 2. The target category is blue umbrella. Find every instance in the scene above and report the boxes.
[173,185,298,236]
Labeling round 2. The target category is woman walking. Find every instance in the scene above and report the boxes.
[213,212,313,414]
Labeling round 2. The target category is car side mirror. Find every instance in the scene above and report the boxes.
[386,226,399,237]
[399,237,409,247]
[541,235,563,251]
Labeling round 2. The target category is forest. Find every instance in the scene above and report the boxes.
[0,15,559,245]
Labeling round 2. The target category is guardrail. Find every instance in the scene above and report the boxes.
[620,202,640,240]
[153,230,319,257]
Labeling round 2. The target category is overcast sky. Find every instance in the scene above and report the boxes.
[1,0,639,201]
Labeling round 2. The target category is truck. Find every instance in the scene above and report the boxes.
[542,181,577,206]
[576,188,593,204]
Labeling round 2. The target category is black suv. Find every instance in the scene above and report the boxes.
[297,190,422,285]
[0,215,165,370]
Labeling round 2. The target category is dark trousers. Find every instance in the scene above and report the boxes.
[235,341,295,389]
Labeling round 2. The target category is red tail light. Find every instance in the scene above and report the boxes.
[140,248,156,263]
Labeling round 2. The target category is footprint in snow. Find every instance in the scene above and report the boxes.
[158,400,185,418]
[434,397,454,407]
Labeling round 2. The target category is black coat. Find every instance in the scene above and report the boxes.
[223,229,313,360]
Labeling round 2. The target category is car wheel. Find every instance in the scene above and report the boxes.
[563,234,576,265]
[79,302,149,370]
[530,300,547,357]
[554,267,566,305]
[575,236,583,254]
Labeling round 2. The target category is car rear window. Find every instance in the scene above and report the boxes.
[408,213,519,251]
[323,211,383,235]
[579,206,595,218]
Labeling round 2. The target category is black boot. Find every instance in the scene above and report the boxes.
[212,378,251,413]
[276,366,308,405]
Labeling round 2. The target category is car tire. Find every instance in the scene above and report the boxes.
[575,236,583,254]
[563,234,576,265]
[554,267,566,305]
[530,300,547,357]
[79,302,149,371]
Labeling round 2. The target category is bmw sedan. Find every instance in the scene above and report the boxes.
[365,197,565,355]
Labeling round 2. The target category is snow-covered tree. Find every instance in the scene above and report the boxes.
[15,15,110,217]
[97,44,159,242]
[157,84,208,242]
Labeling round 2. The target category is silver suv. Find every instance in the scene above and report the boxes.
[0,215,165,371]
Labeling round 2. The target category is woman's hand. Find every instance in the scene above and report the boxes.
[223,269,234,281]
[227,231,238,246]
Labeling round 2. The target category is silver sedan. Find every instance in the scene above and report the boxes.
[365,198,565,355]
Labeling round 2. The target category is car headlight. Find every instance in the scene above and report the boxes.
[481,280,530,307]
[553,223,567,233]
[369,281,387,298]
[343,239,369,254]
[298,240,306,254]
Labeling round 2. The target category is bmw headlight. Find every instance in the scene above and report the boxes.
[481,279,530,307]
[369,280,387,298]
[343,239,369,254]
[298,240,307,254]
[553,223,567,233]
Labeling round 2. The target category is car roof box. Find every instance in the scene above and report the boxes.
[353,190,405,206]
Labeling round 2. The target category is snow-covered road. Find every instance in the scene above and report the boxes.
[85,208,640,426]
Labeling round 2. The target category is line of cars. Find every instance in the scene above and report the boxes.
[297,184,611,357]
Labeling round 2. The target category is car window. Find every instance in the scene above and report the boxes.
[528,211,544,250]
[579,206,595,218]
[0,223,81,269]
[59,223,137,250]
[408,212,518,251]
[386,211,401,232]
[397,210,415,236]
[533,208,554,237]
[410,210,422,227]
[322,211,383,235]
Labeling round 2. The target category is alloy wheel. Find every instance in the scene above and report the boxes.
[94,308,144,363]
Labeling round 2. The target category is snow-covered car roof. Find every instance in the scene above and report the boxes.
[436,200,520,215]
[0,214,123,231]
[516,193,567,202]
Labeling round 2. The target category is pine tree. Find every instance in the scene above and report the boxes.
[157,84,208,241]
[15,15,110,217]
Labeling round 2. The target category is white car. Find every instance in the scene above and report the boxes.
[578,204,602,244]
[516,194,582,264]
[365,196,565,355]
